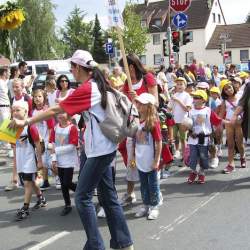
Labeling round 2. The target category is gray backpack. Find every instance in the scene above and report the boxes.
[92,89,139,144]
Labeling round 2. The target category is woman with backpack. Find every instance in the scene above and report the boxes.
[9,50,134,250]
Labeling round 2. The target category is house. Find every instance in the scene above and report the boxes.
[134,0,231,67]
[206,23,250,67]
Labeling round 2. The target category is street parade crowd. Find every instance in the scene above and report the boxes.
[1,50,250,250]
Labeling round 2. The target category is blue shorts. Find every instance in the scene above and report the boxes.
[188,144,209,171]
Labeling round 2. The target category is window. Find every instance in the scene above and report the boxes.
[212,13,216,23]
[188,31,193,42]
[153,34,160,45]
[141,20,147,28]
[154,19,161,26]
[240,50,249,62]
[218,14,221,23]
[186,52,194,64]
[139,55,146,65]
[154,54,161,65]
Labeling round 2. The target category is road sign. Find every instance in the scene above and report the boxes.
[105,43,113,54]
[224,52,229,59]
[172,12,188,29]
[170,0,191,12]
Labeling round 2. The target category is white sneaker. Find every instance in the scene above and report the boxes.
[120,192,136,206]
[174,150,181,160]
[97,207,106,218]
[5,182,18,191]
[148,206,159,220]
[55,176,61,190]
[135,206,148,218]
[210,157,219,169]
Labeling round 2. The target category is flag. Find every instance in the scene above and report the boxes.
[106,0,124,28]
[0,119,23,144]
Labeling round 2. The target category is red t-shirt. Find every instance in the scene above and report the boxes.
[29,124,40,142]
[123,72,156,100]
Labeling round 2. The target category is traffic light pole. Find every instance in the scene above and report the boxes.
[167,1,172,66]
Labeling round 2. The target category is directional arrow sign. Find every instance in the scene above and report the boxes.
[172,13,188,29]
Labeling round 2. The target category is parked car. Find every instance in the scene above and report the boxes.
[32,71,79,90]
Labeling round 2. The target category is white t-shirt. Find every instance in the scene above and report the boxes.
[135,121,162,173]
[168,91,193,123]
[59,80,117,158]
[47,91,57,107]
[225,99,239,120]
[0,79,10,105]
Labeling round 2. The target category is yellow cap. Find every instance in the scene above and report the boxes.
[175,77,187,85]
[191,90,208,101]
[219,79,231,92]
[239,71,249,79]
[210,86,220,95]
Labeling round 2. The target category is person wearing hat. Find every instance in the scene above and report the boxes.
[132,93,162,220]
[168,76,192,161]
[219,79,246,174]
[231,76,244,99]
[9,50,134,250]
[186,90,224,184]
[209,87,221,112]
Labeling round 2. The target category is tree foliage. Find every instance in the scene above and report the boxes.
[91,14,108,63]
[62,7,93,57]
[10,0,61,60]
[109,2,149,56]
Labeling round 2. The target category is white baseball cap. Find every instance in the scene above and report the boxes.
[69,50,98,68]
[135,93,156,105]
[197,81,209,89]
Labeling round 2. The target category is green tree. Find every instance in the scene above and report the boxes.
[109,2,149,55]
[91,14,108,63]
[246,13,250,23]
[62,6,93,57]
[11,0,60,60]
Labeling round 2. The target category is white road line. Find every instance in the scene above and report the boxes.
[149,167,250,240]
[27,231,70,250]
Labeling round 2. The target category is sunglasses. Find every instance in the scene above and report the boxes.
[60,79,68,83]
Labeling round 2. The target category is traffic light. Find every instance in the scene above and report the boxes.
[182,31,191,45]
[172,31,180,53]
[163,39,168,56]
[219,43,225,55]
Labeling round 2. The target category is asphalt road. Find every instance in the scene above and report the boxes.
[1,145,250,250]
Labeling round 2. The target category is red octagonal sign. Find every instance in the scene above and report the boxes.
[170,0,191,12]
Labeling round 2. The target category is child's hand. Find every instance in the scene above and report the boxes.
[37,160,43,170]
[152,161,159,170]
[128,90,137,101]
[51,161,58,174]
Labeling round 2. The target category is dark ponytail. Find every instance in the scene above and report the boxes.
[85,67,116,109]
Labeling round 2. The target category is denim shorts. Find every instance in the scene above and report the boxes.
[188,144,209,171]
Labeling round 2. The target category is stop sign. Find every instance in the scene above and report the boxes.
[170,0,191,12]
[224,52,229,59]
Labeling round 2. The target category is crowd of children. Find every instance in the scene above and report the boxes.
[1,59,250,224]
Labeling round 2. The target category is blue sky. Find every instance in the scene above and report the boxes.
[51,0,249,28]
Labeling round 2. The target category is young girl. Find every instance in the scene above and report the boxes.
[45,77,57,107]
[133,93,162,220]
[186,90,224,184]
[32,89,56,189]
[219,80,246,173]
[13,100,47,221]
[50,112,78,216]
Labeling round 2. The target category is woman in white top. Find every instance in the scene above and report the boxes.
[166,65,177,90]
[10,50,133,250]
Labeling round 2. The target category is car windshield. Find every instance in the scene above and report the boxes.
[36,71,75,82]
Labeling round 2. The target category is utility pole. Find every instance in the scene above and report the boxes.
[167,0,172,67]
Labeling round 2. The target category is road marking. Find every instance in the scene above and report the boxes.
[27,231,70,250]
[150,167,249,240]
